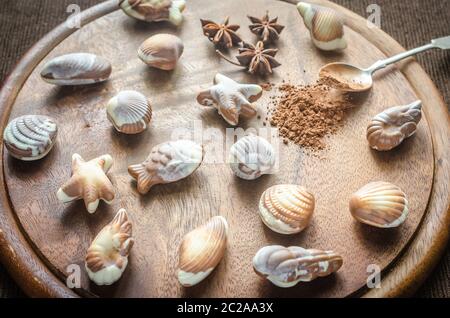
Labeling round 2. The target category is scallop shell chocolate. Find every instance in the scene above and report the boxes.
[259,184,315,234]
[40,53,112,86]
[119,0,186,26]
[229,135,275,180]
[253,245,343,288]
[3,115,57,161]
[367,100,422,151]
[349,181,409,228]
[138,34,184,70]
[106,90,152,134]
[85,209,134,286]
[297,2,347,51]
[128,139,204,194]
[178,216,228,287]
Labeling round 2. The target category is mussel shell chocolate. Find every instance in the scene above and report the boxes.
[106,90,152,134]
[3,115,57,161]
[40,53,112,86]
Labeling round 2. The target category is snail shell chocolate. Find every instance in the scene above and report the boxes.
[253,245,343,288]
[85,209,134,285]
[229,135,275,180]
[138,34,184,70]
[3,115,57,161]
[40,53,112,86]
[367,100,422,151]
[178,216,228,287]
[297,2,347,51]
[119,0,186,26]
[128,139,204,194]
[349,181,409,228]
[106,90,152,134]
[259,184,315,234]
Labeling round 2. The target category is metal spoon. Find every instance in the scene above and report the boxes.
[318,36,450,92]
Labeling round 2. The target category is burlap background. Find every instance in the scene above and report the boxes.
[0,0,448,298]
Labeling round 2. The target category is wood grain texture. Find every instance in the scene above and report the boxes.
[0,0,447,298]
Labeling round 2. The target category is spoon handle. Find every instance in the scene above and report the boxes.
[365,36,450,73]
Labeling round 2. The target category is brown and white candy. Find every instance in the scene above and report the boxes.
[106,90,152,134]
[119,0,186,26]
[40,53,112,86]
[85,208,134,285]
[178,216,228,287]
[253,245,343,287]
[3,115,57,161]
[138,34,184,70]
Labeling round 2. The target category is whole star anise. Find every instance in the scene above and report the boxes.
[200,16,242,48]
[248,11,285,43]
[217,41,281,76]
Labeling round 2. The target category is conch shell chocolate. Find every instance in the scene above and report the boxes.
[85,208,134,285]
[253,245,343,287]
[367,100,422,151]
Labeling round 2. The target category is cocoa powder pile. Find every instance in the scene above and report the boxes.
[268,82,353,150]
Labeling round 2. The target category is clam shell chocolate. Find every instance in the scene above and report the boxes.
[3,115,57,161]
[297,2,347,51]
[349,181,409,228]
[259,184,315,234]
[85,209,134,286]
[367,100,422,151]
[253,245,343,288]
[138,34,184,70]
[40,53,112,86]
[128,139,204,194]
[178,216,228,287]
[106,90,152,134]
[229,135,275,180]
[119,0,186,26]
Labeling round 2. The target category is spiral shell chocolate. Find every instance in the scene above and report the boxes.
[106,90,152,134]
[40,53,112,86]
[259,184,315,234]
[367,100,422,151]
[128,139,204,194]
[85,209,134,286]
[253,245,343,287]
[229,135,275,180]
[138,34,184,70]
[3,115,57,161]
[119,0,186,26]
[178,216,228,287]
[297,2,347,51]
[349,181,409,228]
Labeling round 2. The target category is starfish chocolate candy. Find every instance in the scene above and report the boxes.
[197,73,263,125]
[57,153,115,213]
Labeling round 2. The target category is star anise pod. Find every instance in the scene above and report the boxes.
[217,41,281,76]
[248,11,285,43]
[200,16,242,48]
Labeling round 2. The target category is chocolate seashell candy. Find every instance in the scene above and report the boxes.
[106,90,152,134]
[40,53,112,86]
[3,115,57,161]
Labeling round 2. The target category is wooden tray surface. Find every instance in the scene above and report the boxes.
[0,0,448,298]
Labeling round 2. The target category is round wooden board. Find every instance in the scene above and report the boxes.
[0,0,448,298]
